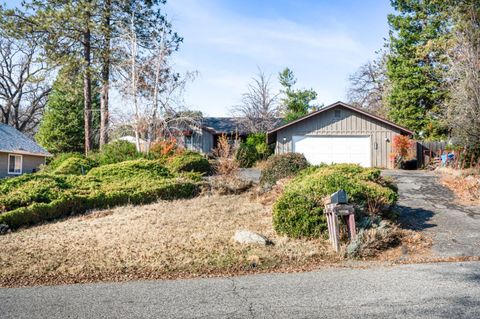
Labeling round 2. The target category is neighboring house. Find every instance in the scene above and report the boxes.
[183,117,250,154]
[0,124,52,178]
[267,101,413,168]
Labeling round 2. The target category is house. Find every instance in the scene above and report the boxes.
[0,124,52,178]
[183,117,250,154]
[267,101,413,168]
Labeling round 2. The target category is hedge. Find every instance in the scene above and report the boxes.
[272,164,398,238]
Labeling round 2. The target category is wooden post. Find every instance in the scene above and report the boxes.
[332,213,340,252]
[324,203,356,253]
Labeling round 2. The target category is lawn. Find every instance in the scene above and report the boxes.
[0,193,340,287]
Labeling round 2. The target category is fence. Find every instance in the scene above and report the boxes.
[416,141,447,168]
[416,141,480,169]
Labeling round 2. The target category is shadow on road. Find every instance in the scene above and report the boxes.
[396,205,437,231]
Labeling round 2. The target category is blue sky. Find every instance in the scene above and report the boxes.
[164,0,392,116]
[6,0,393,116]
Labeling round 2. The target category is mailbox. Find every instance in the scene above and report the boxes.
[330,189,348,204]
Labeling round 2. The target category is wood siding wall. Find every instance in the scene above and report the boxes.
[274,106,403,168]
[0,152,46,178]
[185,128,214,154]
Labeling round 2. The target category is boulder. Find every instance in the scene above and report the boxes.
[234,230,271,245]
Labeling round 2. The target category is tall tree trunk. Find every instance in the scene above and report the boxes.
[99,0,111,149]
[148,28,165,152]
[131,12,140,152]
[83,17,92,155]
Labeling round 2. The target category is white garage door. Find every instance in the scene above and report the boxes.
[292,136,371,167]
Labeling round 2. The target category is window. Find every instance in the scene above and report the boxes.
[8,154,22,175]
[334,110,342,118]
[185,135,193,150]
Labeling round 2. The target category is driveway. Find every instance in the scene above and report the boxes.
[1,262,479,318]
[383,170,480,257]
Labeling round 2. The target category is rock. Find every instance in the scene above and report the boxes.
[234,230,271,245]
[0,224,10,235]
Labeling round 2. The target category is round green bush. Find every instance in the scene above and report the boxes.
[260,153,310,186]
[272,164,398,238]
[167,151,211,174]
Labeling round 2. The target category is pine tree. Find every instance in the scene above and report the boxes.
[36,69,100,154]
[386,0,451,139]
[278,68,319,122]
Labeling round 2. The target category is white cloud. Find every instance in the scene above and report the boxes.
[165,0,379,116]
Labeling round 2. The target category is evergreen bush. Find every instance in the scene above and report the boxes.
[272,164,398,238]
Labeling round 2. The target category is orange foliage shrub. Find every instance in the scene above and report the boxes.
[391,135,414,168]
[150,138,184,158]
[392,135,414,158]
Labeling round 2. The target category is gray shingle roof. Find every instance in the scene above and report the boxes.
[201,117,248,135]
[0,124,51,157]
[201,117,284,135]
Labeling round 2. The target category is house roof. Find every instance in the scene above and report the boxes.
[0,124,52,157]
[201,117,248,135]
[267,101,414,140]
[201,117,284,135]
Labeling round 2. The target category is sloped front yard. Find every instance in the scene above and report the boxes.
[0,164,439,288]
[0,194,339,287]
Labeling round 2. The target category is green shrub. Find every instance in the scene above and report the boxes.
[246,133,271,157]
[0,158,201,230]
[0,174,72,212]
[42,153,84,172]
[166,151,211,174]
[0,180,199,230]
[235,133,272,168]
[272,164,398,238]
[51,156,97,175]
[87,159,170,180]
[89,140,144,165]
[235,143,258,168]
[260,153,310,186]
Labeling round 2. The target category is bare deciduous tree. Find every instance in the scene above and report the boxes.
[232,68,280,133]
[0,35,51,135]
[116,13,198,151]
[445,3,480,149]
[347,52,389,116]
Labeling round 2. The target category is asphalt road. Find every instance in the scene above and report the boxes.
[1,261,480,319]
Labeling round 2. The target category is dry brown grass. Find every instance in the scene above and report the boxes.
[439,168,480,204]
[0,193,340,287]
[0,188,435,288]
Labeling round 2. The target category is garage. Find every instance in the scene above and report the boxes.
[292,135,371,167]
[267,101,414,168]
